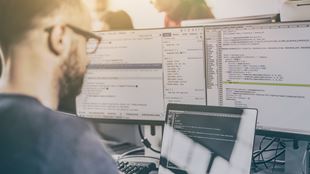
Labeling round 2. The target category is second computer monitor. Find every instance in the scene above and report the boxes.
[76,27,206,124]
[205,21,310,139]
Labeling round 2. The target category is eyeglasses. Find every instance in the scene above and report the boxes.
[45,24,102,54]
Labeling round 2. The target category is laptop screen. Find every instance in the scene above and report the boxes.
[159,104,258,174]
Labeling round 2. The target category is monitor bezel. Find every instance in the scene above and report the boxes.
[165,103,246,120]
[84,118,165,125]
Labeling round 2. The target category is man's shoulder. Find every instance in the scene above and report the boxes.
[0,94,87,128]
[0,94,118,174]
[0,94,95,143]
[49,110,91,132]
[33,108,119,174]
[46,110,119,174]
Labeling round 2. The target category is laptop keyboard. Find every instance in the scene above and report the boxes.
[117,161,156,174]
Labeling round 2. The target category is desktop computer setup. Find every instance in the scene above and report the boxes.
[76,21,310,174]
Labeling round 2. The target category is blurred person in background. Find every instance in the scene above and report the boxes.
[101,10,134,30]
[93,0,109,30]
[96,0,109,19]
[0,0,117,173]
[150,0,214,27]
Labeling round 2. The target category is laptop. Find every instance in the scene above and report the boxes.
[159,104,258,174]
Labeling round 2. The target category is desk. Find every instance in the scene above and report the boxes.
[111,139,309,174]
[252,166,285,174]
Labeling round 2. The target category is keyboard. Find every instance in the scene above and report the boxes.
[117,161,156,174]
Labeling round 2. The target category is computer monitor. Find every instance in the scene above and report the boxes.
[76,27,206,124]
[181,14,280,27]
[159,104,258,174]
[205,21,310,140]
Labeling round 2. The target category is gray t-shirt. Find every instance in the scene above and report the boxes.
[0,94,118,174]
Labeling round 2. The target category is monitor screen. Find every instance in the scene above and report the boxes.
[205,21,310,137]
[76,27,206,124]
[159,104,257,174]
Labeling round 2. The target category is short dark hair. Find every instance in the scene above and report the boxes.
[0,0,84,54]
[102,10,134,30]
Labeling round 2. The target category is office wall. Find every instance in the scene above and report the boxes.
[109,0,165,28]
[109,0,285,28]
[208,0,283,18]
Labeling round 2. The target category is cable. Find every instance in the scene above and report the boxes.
[253,147,285,155]
[260,150,268,169]
[301,144,310,174]
[119,147,145,158]
[258,137,269,169]
[253,137,277,159]
[301,150,307,174]
[272,138,281,172]
[254,150,285,165]
[138,125,161,154]
[252,137,284,170]
[116,155,160,162]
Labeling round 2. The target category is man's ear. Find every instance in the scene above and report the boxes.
[48,25,67,56]
[0,44,3,78]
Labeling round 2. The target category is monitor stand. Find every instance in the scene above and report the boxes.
[285,141,308,174]
[143,125,162,158]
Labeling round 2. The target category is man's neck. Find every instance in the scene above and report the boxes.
[0,82,58,110]
[0,51,59,110]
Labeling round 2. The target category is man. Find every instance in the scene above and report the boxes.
[101,10,134,30]
[150,0,214,27]
[0,0,118,173]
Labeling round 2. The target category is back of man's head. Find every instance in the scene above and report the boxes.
[0,0,92,110]
[0,0,86,56]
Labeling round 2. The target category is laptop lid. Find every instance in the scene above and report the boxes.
[159,104,258,174]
